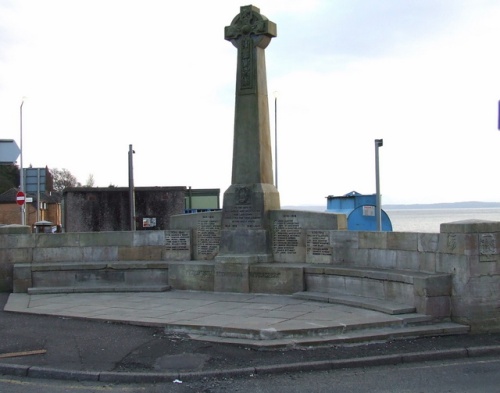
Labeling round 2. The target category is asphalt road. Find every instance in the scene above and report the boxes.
[1,356,499,392]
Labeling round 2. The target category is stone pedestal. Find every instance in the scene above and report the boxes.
[215,183,279,292]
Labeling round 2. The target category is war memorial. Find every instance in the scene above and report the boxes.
[2,5,500,341]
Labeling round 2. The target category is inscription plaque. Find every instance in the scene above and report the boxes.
[223,205,261,229]
[165,230,190,251]
[272,215,301,255]
[197,215,221,257]
[480,233,496,262]
[307,230,332,256]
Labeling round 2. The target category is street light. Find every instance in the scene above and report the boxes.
[375,139,383,231]
[20,98,25,225]
[273,91,278,189]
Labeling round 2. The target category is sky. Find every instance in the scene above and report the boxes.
[1,0,499,206]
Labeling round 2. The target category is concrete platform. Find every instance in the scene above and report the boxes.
[4,290,469,348]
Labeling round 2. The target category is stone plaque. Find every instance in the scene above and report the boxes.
[306,230,332,263]
[165,230,191,261]
[480,233,497,262]
[165,230,190,251]
[272,214,301,256]
[196,214,221,259]
[222,204,261,229]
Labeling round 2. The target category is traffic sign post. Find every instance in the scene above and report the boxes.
[16,191,25,206]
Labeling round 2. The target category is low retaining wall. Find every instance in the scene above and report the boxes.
[1,219,500,331]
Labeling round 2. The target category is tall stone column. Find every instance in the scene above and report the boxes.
[215,5,280,291]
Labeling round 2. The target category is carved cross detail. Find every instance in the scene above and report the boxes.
[225,5,277,91]
[225,5,276,43]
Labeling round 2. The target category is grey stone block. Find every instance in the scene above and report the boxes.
[214,262,250,293]
[418,233,439,253]
[359,231,387,250]
[168,262,215,291]
[33,246,83,263]
[415,295,451,318]
[0,225,31,235]
[306,274,345,293]
[12,263,32,293]
[249,264,304,294]
[413,275,452,297]
[387,232,418,251]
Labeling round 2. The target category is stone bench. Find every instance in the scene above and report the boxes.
[299,265,452,319]
[13,261,171,294]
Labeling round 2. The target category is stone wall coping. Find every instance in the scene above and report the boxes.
[0,225,31,235]
[304,265,451,284]
[27,261,169,272]
[440,220,500,234]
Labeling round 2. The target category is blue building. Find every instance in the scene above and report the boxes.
[326,191,392,231]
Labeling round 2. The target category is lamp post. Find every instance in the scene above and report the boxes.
[274,91,278,189]
[128,144,136,231]
[375,139,383,231]
[20,99,25,225]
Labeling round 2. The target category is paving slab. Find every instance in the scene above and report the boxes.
[4,290,468,347]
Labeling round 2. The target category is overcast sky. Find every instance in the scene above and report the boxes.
[1,0,499,206]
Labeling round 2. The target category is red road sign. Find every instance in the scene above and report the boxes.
[16,191,25,206]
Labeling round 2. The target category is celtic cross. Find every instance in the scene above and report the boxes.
[225,5,276,92]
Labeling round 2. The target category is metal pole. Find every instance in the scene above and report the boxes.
[37,168,40,222]
[274,92,278,189]
[20,99,25,225]
[375,139,383,231]
[128,144,136,231]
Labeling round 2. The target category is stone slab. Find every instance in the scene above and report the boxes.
[214,262,250,293]
[292,292,416,315]
[249,264,304,294]
[168,262,215,291]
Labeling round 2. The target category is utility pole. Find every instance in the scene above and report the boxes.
[128,145,136,231]
[20,99,25,225]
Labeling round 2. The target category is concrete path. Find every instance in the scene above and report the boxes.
[5,290,467,347]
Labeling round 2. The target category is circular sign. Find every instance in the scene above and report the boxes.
[16,191,25,206]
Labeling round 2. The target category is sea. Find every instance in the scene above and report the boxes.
[386,208,500,233]
[286,206,500,233]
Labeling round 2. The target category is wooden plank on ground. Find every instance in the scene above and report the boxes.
[0,349,47,359]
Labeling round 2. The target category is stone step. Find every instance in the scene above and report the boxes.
[27,285,171,295]
[293,291,417,315]
[28,261,170,271]
[187,322,471,348]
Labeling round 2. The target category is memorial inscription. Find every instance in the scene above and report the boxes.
[185,269,214,278]
[307,230,332,256]
[197,215,221,256]
[273,215,301,255]
[223,205,261,229]
[165,230,190,251]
